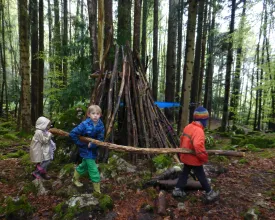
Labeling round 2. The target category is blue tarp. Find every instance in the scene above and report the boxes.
[120,101,180,108]
[154,102,180,108]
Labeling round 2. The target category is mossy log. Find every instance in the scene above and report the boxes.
[49,128,245,157]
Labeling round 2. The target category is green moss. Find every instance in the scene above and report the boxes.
[145,187,158,199]
[54,202,80,220]
[98,194,113,212]
[243,144,262,152]
[246,137,274,148]
[210,156,229,163]
[0,141,10,148]
[259,150,275,159]
[0,195,33,217]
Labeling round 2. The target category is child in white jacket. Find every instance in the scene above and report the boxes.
[30,116,56,180]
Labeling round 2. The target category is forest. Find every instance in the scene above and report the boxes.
[0,0,274,219]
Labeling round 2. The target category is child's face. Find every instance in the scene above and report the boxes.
[89,111,101,122]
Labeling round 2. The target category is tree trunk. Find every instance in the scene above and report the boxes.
[117,0,132,46]
[141,0,148,69]
[133,0,141,54]
[63,0,68,86]
[87,0,99,72]
[104,0,113,70]
[221,0,236,131]
[30,0,39,125]
[98,0,104,69]
[189,0,205,122]
[165,0,178,122]
[38,0,44,116]
[152,0,158,100]
[18,0,31,132]
[229,0,246,125]
[179,0,197,131]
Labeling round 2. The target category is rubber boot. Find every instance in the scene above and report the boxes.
[93,182,101,193]
[72,170,83,187]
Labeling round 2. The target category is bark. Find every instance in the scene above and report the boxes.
[221,0,236,131]
[179,0,197,131]
[141,0,148,68]
[87,0,99,72]
[38,0,44,116]
[18,0,31,132]
[189,0,205,122]
[152,0,158,100]
[30,0,39,125]
[133,0,141,54]
[98,0,104,69]
[63,0,68,86]
[165,0,178,122]
[117,0,131,46]
[49,128,245,157]
[229,0,246,124]
[104,0,113,70]
[157,191,167,215]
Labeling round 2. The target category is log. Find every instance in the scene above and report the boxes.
[157,190,167,215]
[49,128,245,157]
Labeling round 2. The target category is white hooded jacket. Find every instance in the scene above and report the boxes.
[30,117,53,163]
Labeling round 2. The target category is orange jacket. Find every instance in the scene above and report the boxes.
[179,121,208,166]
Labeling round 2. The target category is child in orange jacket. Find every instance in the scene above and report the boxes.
[172,106,219,202]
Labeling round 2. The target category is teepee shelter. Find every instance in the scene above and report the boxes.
[89,45,179,155]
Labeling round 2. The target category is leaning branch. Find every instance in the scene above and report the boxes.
[49,128,245,157]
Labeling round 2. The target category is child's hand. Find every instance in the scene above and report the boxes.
[88,142,92,148]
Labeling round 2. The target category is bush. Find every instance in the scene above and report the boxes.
[152,155,173,169]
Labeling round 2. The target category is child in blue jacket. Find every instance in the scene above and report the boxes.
[69,105,105,193]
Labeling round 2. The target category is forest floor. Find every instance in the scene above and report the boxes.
[0,120,275,219]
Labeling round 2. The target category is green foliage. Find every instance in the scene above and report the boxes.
[98,194,113,212]
[0,195,33,217]
[0,149,26,160]
[243,144,262,152]
[205,135,216,149]
[238,158,248,164]
[152,155,173,170]
[0,121,16,129]
[21,154,34,174]
[22,182,38,194]
[0,128,9,135]
[3,133,19,140]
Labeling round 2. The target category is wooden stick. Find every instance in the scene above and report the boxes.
[49,128,245,157]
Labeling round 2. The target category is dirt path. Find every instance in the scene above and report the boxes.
[0,150,274,219]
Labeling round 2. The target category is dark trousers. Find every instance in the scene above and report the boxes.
[176,164,211,193]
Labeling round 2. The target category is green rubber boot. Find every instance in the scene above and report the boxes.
[72,170,83,187]
[93,182,101,193]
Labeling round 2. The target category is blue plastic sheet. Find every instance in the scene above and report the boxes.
[120,102,180,108]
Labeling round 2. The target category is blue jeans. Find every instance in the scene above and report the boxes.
[176,164,211,193]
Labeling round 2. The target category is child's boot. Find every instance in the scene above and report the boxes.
[205,190,219,203]
[72,170,83,187]
[93,182,101,193]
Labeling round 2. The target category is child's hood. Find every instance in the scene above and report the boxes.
[35,116,50,130]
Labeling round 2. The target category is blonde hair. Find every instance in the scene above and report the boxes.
[88,105,102,114]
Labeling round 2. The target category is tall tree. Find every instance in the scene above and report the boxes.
[117,0,132,46]
[18,0,31,132]
[179,0,197,130]
[133,0,141,54]
[104,0,113,70]
[38,0,44,116]
[30,0,39,125]
[229,0,246,124]
[87,0,99,72]
[221,0,236,131]
[165,0,178,121]
[141,0,148,69]
[63,0,68,86]
[152,0,158,100]
[98,0,104,68]
[189,0,205,122]
[204,0,216,115]
[0,0,8,117]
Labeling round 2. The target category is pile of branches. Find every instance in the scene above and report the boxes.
[90,44,179,150]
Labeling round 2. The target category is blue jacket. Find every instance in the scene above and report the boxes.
[69,118,105,159]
